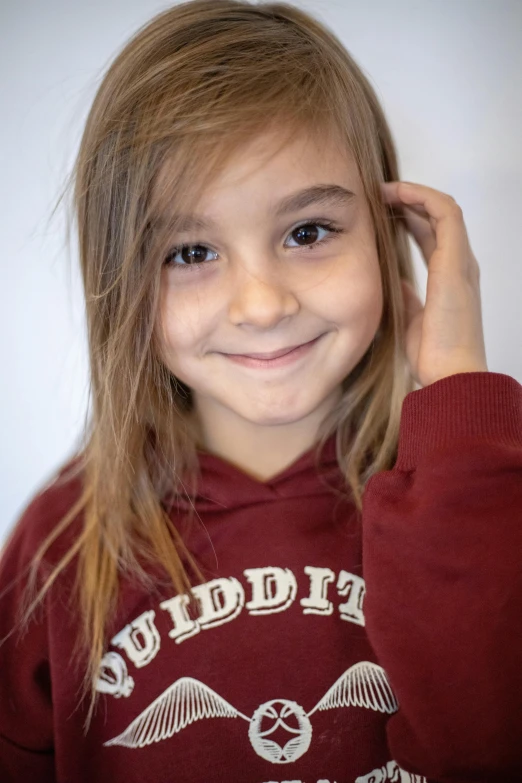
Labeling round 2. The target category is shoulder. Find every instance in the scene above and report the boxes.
[0,463,84,756]
[1,457,85,575]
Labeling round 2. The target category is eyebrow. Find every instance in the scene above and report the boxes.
[166,184,357,232]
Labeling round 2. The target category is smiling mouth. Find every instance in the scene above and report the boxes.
[219,334,325,369]
[224,335,323,360]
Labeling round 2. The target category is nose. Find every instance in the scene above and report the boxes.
[227,261,300,329]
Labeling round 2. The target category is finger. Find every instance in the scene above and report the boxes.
[401,279,424,319]
[401,208,437,266]
[384,200,436,267]
[381,181,471,275]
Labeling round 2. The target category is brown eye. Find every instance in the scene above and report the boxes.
[164,219,345,272]
[164,244,216,269]
[285,220,344,250]
[292,224,321,245]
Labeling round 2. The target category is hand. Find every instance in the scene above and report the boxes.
[380,181,488,389]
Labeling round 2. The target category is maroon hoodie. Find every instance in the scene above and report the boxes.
[1,371,521,783]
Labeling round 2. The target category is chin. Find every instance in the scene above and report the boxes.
[234,390,329,427]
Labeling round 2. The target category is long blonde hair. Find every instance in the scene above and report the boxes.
[18,0,416,728]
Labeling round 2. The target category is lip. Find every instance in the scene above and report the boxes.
[226,336,323,360]
[220,334,325,369]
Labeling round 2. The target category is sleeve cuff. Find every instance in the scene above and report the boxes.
[395,371,522,471]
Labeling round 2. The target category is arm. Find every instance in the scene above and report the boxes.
[362,371,522,782]
[0,496,56,782]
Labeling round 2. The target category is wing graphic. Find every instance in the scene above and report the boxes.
[308,661,399,717]
[104,676,248,748]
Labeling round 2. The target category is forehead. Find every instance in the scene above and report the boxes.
[154,127,361,228]
[216,127,358,181]
[201,129,360,208]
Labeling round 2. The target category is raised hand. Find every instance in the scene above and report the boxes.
[381,181,488,389]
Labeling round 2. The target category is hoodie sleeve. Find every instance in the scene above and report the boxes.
[361,371,522,783]
[0,493,57,782]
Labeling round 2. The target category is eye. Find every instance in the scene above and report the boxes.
[164,244,217,270]
[163,219,344,272]
[285,220,344,250]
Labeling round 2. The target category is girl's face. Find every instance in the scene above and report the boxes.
[156,129,383,464]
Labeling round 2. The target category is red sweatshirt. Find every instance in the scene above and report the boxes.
[0,371,521,783]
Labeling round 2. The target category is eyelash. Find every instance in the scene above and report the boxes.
[163,219,345,273]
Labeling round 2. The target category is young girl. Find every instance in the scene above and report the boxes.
[1,1,521,782]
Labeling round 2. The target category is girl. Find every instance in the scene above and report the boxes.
[1,1,521,781]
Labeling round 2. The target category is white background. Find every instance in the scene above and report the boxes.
[1,0,521,545]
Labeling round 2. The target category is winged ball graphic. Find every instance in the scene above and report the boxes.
[104,660,399,764]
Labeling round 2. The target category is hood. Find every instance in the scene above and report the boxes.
[171,431,345,513]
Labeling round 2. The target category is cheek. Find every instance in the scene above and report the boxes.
[156,288,216,361]
[321,254,383,330]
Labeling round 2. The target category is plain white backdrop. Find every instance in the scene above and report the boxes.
[1,0,521,545]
